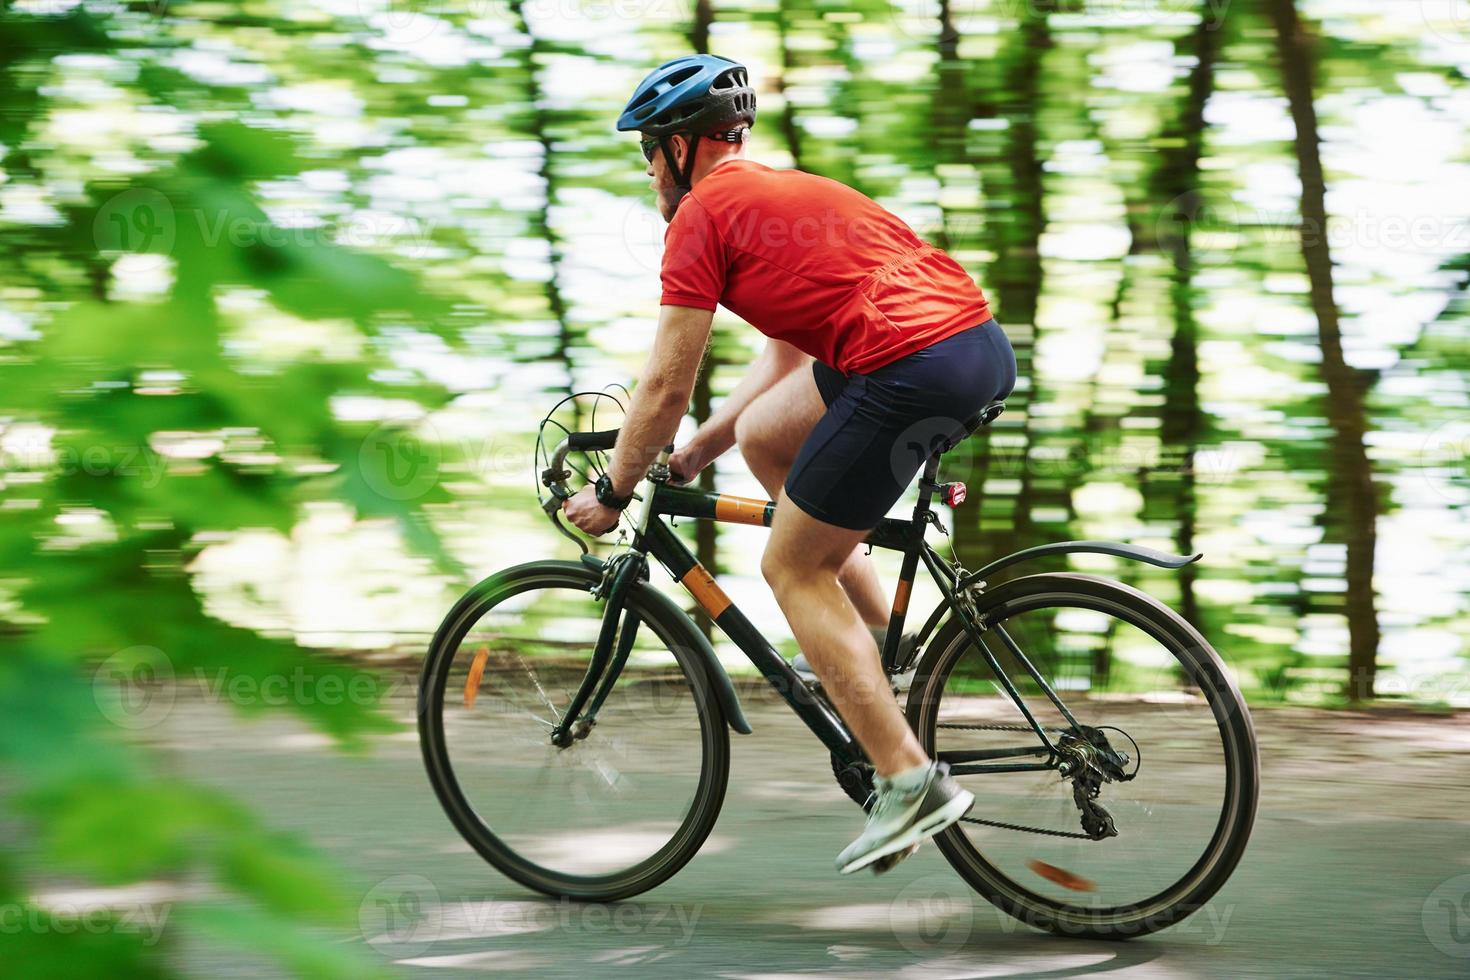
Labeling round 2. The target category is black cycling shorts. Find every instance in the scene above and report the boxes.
[783,318,1017,531]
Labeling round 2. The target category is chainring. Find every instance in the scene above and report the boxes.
[830,751,875,811]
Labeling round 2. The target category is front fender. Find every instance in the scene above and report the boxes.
[580,555,752,735]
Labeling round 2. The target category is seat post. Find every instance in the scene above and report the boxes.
[913,402,1002,524]
[921,451,943,486]
[912,452,943,520]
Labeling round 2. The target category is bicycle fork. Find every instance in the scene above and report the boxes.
[549,550,646,747]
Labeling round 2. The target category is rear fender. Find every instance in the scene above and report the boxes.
[905,541,1202,669]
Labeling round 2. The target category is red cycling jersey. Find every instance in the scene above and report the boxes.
[659,159,992,375]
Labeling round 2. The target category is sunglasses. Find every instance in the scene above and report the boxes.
[640,136,661,164]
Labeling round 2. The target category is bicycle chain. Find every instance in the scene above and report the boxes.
[957,815,1094,839]
[935,722,1045,733]
[935,722,1095,839]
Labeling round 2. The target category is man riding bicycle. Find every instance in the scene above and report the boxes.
[562,54,1017,875]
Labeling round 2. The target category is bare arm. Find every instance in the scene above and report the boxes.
[676,337,809,476]
[603,304,715,497]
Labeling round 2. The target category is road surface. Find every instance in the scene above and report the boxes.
[154,677,1468,978]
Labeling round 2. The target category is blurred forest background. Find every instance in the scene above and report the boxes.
[1,0,1467,974]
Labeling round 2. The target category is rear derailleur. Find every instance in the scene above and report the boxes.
[1057,726,1135,841]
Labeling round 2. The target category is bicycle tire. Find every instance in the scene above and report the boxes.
[906,572,1259,940]
[419,559,731,902]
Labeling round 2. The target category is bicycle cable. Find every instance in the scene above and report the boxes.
[533,386,628,506]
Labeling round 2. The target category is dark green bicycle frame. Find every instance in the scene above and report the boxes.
[563,451,1076,778]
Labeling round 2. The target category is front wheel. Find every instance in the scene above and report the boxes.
[907,572,1259,939]
[418,560,730,902]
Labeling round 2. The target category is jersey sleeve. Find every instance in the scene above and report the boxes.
[660,195,727,310]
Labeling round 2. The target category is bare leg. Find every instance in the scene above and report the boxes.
[760,492,928,777]
[837,548,888,629]
[736,367,890,626]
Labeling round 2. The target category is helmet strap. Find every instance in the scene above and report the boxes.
[658,132,702,206]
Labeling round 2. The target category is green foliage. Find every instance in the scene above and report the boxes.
[1,0,1466,973]
[0,4,464,975]
[0,924,167,980]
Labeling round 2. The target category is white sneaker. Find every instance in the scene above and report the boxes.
[835,762,975,875]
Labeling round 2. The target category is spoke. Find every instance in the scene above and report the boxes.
[510,648,561,718]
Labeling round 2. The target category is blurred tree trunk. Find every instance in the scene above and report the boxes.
[1144,5,1222,635]
[952,4,1052,571]
[776,0,805,170]
[510,0,580,429]
[1267,0,1381,700]
[933,0,997,562]
[688,0,718,640]
[990,10,1049,561]
[691,0,711,53]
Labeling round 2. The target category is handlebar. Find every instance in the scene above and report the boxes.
[541,427,677,550]
[566,429,620,452]
[541,427,674,510]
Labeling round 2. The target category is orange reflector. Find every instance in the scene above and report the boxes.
[680,563,732,618]
[892,578,912,616]
[1027,859,1096,892]
[464,646,490,709]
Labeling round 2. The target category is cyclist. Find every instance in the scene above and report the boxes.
[562,54,1017,875]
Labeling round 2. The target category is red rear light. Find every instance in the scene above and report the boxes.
[941,482,967,506]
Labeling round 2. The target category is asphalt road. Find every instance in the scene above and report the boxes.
[157,679,1469,978]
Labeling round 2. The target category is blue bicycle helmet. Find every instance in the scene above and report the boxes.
[618,55,757,206]
[617,54,757,137]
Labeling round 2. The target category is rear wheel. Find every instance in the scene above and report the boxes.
[907,573,1258,939]
[419,560,730,901]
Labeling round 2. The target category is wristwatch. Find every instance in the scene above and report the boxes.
[594,473,633,511]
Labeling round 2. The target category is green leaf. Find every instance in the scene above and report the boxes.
[25,780,240,884]
[0,919,169,980]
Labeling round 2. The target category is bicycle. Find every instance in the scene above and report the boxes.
[418,398,1259,939]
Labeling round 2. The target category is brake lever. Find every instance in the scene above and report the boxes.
[547,506,590,555]
[542,475,588,554]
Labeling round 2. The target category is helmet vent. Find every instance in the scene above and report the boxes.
[711,68,746,90]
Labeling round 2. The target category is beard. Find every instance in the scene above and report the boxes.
[656,183,685,223]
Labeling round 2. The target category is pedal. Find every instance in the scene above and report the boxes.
[870,842,920,875]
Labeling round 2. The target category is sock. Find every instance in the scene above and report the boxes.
[878,761,933,796]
